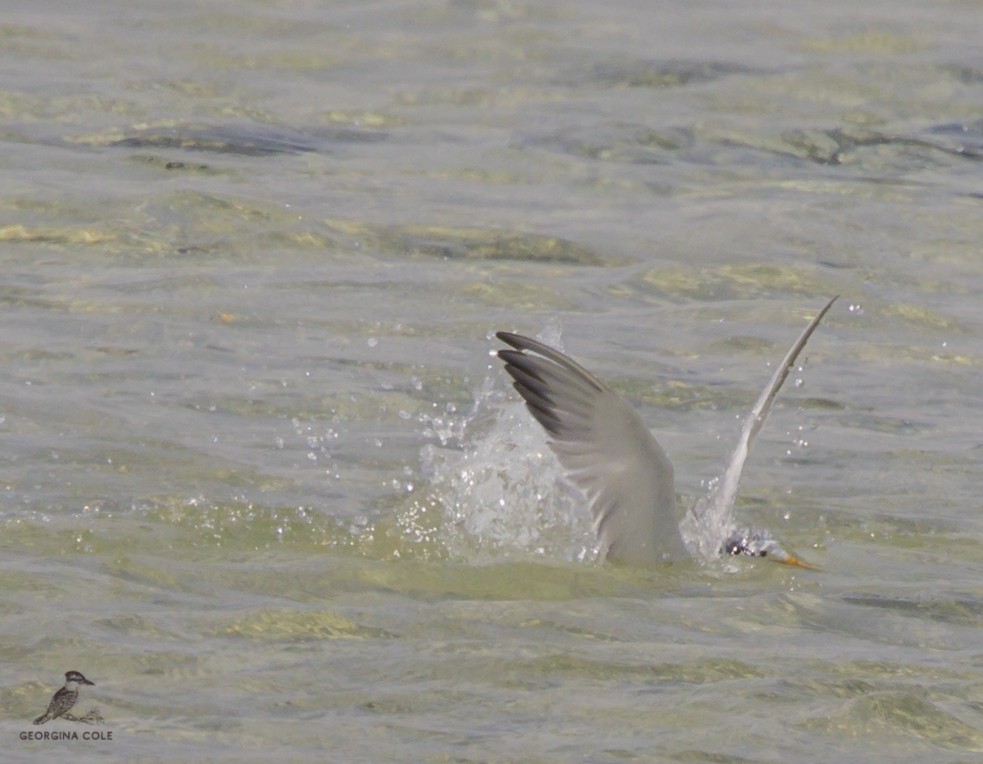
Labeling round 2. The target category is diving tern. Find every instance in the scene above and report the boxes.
[496,296,837,568]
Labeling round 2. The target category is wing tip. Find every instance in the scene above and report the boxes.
[495,330,523,350]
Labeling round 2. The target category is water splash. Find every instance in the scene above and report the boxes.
[402,325,599,564]
[680,477,732,562]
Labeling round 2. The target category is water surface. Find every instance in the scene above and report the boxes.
[3,1,983,761]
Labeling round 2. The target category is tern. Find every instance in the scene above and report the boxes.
[496,296,837,568]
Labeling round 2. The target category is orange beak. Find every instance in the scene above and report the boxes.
[778,552,821,571]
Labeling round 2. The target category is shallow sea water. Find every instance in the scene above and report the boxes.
[3,1,983,761]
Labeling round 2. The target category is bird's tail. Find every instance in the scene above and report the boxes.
[33,713,50,725]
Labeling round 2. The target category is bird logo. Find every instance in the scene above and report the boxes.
[33,671,95,725]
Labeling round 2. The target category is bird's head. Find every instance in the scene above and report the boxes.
[65,671,95,686]
[722,529,818,570]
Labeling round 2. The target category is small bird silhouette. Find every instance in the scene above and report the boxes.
[33,671,95,725]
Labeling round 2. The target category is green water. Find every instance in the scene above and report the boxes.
[3,1,983,761]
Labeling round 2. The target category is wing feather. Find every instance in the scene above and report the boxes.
[690,296,839,540]
[496,332,689,565]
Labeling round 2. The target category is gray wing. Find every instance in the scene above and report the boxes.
[496,332,690,565]
[691,295,839,535]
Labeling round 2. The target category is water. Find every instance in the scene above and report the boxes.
[3,1,983,761]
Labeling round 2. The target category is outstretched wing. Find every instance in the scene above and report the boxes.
[689,296,839,547]
[496,332,689,565]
